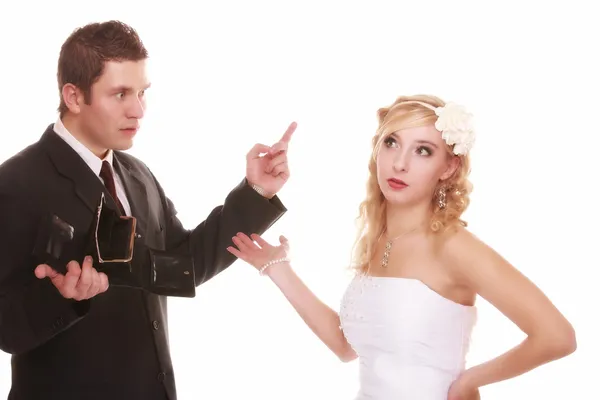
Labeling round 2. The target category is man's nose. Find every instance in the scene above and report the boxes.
[127,97,145,119]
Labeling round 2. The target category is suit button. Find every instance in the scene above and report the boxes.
[136,233,142,239]
[157,371,166,382]
[152,320,160,330]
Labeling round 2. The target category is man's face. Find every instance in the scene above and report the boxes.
[78,59,150,155]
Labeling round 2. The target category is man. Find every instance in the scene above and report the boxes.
[0,20,294,400]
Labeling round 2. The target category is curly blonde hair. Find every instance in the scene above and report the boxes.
[350,94,473,273]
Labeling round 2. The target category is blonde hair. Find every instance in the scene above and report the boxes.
[350,94,473,273]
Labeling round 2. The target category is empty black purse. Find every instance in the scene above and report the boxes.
[32,193,196,297]
[86,192,136,264]
[87,193,196,297]
[145,248,196,297]
[32,213,76,275]
[84,192,139,287]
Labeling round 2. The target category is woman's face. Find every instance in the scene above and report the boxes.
[376,124,459,207]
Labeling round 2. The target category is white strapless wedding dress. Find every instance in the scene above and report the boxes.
[339,275,477,399]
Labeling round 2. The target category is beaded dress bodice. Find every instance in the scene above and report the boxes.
[339,275,477,399]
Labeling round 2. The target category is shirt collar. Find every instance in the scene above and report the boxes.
[53,117,114,177]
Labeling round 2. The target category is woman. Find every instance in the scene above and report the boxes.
[227,94,576,399]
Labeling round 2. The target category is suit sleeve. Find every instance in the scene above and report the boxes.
[153,177,287,286]
[0,191,90,355]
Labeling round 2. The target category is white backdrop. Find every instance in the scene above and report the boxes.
[0,1,597,399]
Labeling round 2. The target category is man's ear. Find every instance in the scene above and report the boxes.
[61,83,85,114]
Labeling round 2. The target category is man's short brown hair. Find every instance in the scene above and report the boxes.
[57,20,148,116]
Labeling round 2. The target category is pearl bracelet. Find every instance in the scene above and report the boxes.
[259,257,290,275]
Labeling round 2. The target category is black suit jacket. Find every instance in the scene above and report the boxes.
[0,125,286,400]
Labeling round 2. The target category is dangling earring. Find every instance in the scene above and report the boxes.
[437,186,446,209]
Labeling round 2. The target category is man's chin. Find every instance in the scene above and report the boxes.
[112,139,134,151]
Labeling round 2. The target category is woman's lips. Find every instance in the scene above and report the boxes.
[387,178,408,190]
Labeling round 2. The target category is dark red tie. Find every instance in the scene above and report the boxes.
[100,161,126,215]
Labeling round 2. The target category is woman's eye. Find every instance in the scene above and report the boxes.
[416,146,432,156]
[384,137,398,148]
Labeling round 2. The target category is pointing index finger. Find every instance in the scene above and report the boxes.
[280,121,297,143]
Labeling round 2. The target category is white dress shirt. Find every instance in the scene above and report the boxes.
[53,118,133,216]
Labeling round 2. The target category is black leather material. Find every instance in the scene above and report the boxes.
[32,193,195,297]
[87,192,136,265]
[147,249,195,297]
[88,193,196,297]
[32,214,76,275]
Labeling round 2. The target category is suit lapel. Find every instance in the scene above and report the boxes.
[41,125,122,215]
[113,152,149,231]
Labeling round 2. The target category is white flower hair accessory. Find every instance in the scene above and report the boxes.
[399,101,475,155]
[434,102,475,155]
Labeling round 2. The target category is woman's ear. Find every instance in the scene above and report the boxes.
[440,155,461,180]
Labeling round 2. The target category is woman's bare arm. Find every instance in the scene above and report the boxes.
[265,262,357,362]
[445,228,576,389]
[227,232,357,362]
